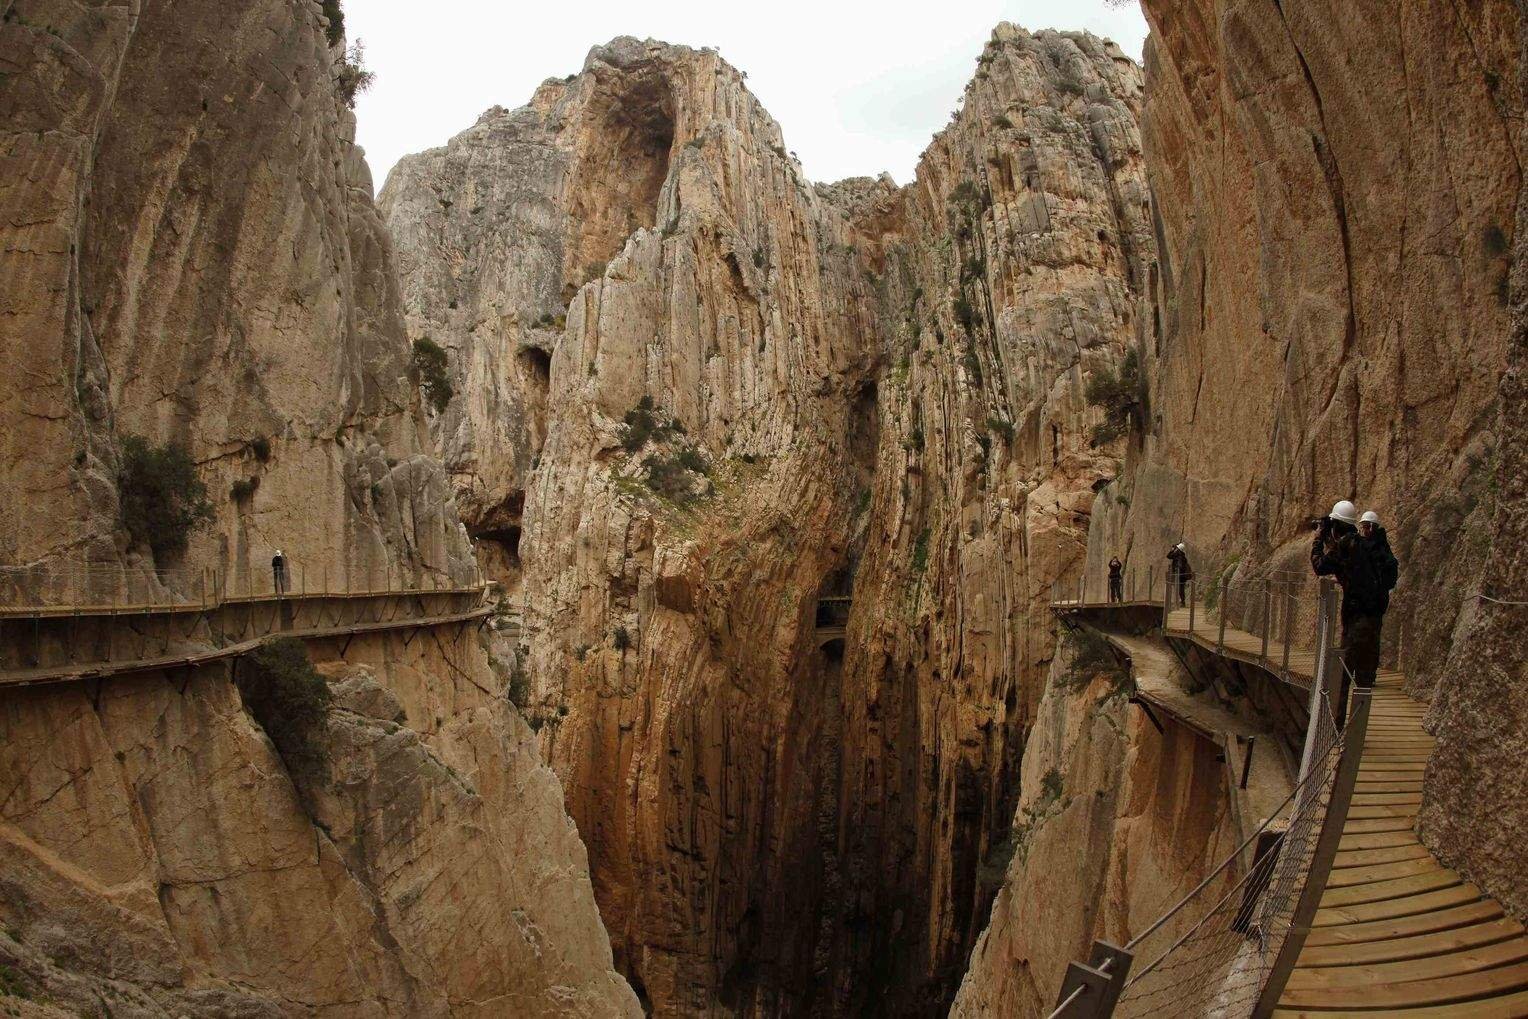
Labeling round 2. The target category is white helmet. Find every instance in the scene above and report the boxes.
[1176,542,1185,551]
[1329,500,1358,525]
[1360,510,1380,525]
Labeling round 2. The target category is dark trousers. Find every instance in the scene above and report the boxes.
[1109,576,1123,602]
[1175,573,1190,607]
[273,567,287,595]
[1336,613,1382,726]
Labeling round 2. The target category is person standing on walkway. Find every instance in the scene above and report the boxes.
[1108,556,1124,603]
[272,549,287,596]
[1311,501,1386,727]
[1166,542,1193,608]
[1359,510,1400,614]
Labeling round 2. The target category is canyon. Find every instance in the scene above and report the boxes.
[0,0,1522,1016]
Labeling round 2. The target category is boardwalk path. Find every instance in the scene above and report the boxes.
[1055,599,1528,1015]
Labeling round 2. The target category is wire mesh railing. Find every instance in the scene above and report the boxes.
[1048,580,1374,1018]
[0,553,483,613]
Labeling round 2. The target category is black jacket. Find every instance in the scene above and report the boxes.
[1311,523,1385,621]
[1167,547,1192,580]
[1362,527,1400,613]
[1108,558,1123,578]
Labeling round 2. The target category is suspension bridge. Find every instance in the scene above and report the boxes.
[0,558,492,689]
[1045,563,1528,1018]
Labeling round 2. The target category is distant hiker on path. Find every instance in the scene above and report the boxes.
[272,549,287,595]
[1311,501,1389,727]
[1108,556,1124,603]
[1166,543,1192,607]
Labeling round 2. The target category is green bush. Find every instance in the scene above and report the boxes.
[320,0,344,46]
[613,626,631,651]
[620,396,675,452]
[230,476,260,502]
[953,294,978,332]
[992,113,1013,129]
[504,655,531,710]
[335,40,374,108]
[236,638,332,783]
[1085,347,1143,446]
[250,436,271,462]
[412,337,453,413]
[987,415,1016,444]
[912,528,931,574]
[118,435,214,560]
[1058,625,1130,696]
[643,451,699,503]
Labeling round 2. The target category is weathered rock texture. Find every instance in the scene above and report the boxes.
[0,1,636,1014]
[0,0,473,590]
[955,1,1526,1009]
[1419,5,1528,922]
[384,27,1149,1015]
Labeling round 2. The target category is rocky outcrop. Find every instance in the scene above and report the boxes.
[1418,8,1528,922]
[384,26,1149,1014]
[0,2,635,1014]
[0,0,473,590]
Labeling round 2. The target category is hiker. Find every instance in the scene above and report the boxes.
[1108,556,1124,603]
[1359,510,1400,614]
[272,549,287,596]
[1310,501,1387,727]
[1166,542,1192,608]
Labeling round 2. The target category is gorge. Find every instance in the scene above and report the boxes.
[0,1,1523,1017]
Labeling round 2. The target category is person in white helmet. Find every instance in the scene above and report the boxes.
[272,549,288,596]
[1359,511,1399,614]
[1311,500,1385,726]
[1166,541,1193,608]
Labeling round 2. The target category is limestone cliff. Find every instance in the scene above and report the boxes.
[384,26,1149,1015]
[954,0,1526,1010]
[0,1,636,1014]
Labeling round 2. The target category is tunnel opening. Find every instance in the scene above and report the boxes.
[564,65,677,299]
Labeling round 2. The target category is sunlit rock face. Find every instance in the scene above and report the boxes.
[0,2,637,1015]
[384,26,1150,1014]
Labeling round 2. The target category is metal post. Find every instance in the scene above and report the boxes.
[1251,687,1371,1019]
[1217,576,1229,653]
[1260,580,1272,662]
[1239,736,1256,789]
[1051,941,1132,1018]
[1281,584,1294,681]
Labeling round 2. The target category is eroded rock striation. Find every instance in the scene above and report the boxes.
[0,2,636,1014]
[384,26,1149,1014]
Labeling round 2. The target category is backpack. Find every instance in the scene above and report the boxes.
[1335,533,1385,617]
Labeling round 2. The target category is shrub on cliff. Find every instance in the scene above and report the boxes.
[1085,347,1143,446]
[118,435,215,561]
[1058,625,1130,696]
[236,638,332,783]
[411,337,453,413]
[620,396,677,452]
[335,40,374,108]
[320,0,345,46]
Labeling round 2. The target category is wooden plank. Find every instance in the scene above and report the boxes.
[1347,804,1419,820]
[1314,884,1484,927]
[1272,986,1528,1018]
[1332,843,1434,870]
[1320,869,1461,907]
[1352,793,1424,806]
[1326,856,1460,889]
[1285,934,1528,991]
[1277,957,1528,1010]
[1297,918,1526,968]
[1342,816,1421,834]
[1304,900,1505,947]
[1339,830,1424,851]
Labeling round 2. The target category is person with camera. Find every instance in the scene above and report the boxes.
[1310,500,1388,727]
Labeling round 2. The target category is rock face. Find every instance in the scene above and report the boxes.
[0,2,636,1014]
[1419,11,1528,922]
[384,27,1149,1014]
[954,1,1526,1011]
[0,0,473,589]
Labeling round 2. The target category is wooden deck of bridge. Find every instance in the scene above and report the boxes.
[1054,596,1528,1015]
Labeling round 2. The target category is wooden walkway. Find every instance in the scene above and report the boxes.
[1056,598,1528,1015]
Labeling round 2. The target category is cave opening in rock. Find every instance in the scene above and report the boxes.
[517,346,551,393]
[564,66,676,298]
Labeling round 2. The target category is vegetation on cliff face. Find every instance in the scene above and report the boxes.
[117,435,214,560]
[412,337,453,413]
[236,638,334,783]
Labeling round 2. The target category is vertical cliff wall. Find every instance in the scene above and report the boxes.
[954,2,1525,1008]
[0,2,636,1014]
[384,26,1149,1015]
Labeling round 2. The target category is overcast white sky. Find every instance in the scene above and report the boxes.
[347,1,1148,192]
